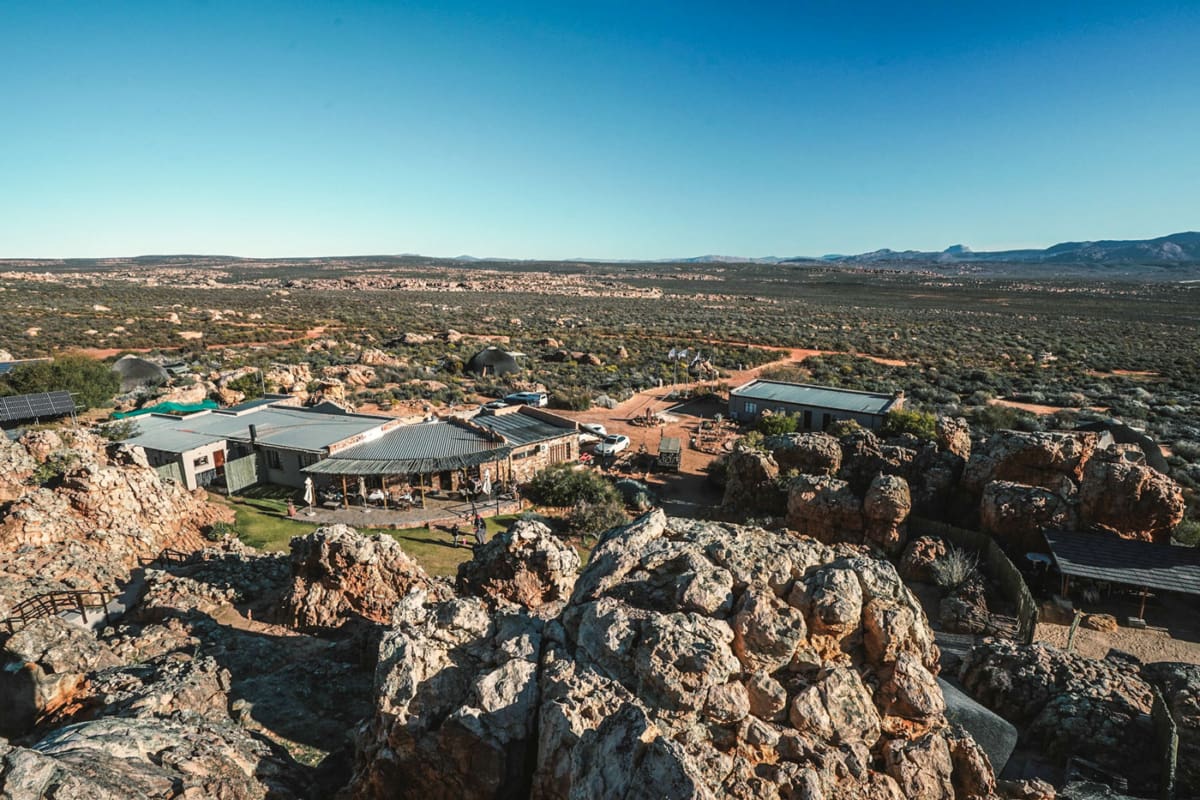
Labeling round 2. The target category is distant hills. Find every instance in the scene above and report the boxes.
[674,232,1200,267]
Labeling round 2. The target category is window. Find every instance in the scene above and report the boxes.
[745,402,757,415]
[193,454,210,468]
[267,450,282,470]
[298,452,319,468]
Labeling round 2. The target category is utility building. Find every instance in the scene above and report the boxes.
[728,379,903,431]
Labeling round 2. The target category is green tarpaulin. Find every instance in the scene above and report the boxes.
[113,400,218,419]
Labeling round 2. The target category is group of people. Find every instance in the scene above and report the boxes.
[450,514,488,548]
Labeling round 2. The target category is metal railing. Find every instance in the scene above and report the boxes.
[1,589,112,635]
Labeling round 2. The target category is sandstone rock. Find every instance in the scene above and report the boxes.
[722,449,782,514]
[1141,661,1200,796]
[456,518,581,611]
[357,347,404,367]
[979,480,1076,549]
[1082,613,1119,633]
[0,617,122,737]
[144,382,208,407]
[938,417,973,461]
[785,473,864,543]
[864,474,912,555]
[963,431,1098,494]
[347,591,543,799]
[1078,454,1185,543]
[959,640,1155,789]
[306,378,349,408]
[0,715,309,799]
[998,778,1057,799]
[0,434,37,502]
[900,536,948,583]
[281,525,447,629]
[838,427,888,493]
[765,432,842,475]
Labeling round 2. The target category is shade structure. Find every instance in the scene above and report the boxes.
[1042,529,1200,597]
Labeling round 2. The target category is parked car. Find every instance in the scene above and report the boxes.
[580,422,608,437]
[482,399,509,411]
[594,434,630,456]
[503,391,549,407]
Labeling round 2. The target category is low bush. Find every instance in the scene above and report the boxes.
[525,463,619,507]
[931,545,978,591]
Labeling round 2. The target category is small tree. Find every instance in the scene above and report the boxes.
[756,412,799,436]
[881,408,937,441]
[1,354,120,410]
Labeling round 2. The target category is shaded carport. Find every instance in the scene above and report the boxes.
[1042,529,1200,618]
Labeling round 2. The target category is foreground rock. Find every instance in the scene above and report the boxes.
[349,510,997,799]
[456,518,581,611]
[280,525,449,629]
[0,429,229,614]
[347,592,543,799]
[1141,661,1200,797]
[959,640,1156,793]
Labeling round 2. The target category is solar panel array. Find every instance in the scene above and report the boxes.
[0,391,76,423]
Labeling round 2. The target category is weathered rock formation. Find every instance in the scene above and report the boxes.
[1078,453,1185,543]
[959,640,1156,792]
[349,510,997,799]
[456,519,581,611]
[764,432,842,475]
[1141,661,1200,796]
[280,525,448,629]
[721,449,784,514]
[864,474,913,555]
[963,431,1098,495]
[787,473,913,555]
[979,480,1077,549]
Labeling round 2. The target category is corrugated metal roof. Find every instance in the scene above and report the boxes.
[304,420,511,475]
[1043,529,1200,596]
[731,380,897,415]
[473,412,573,446]
[122,405,389,454]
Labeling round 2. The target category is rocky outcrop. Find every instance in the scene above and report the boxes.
[347,591,543,800]
[1078,454,1185,543]
[937,417,972,461]
[0,434,36,502]
[280,525,448,629]
[456,519,581,611]
[979,481,1077,549]
[900,536,949,583]
[0,432,229,614]
[765,432,842,476]
[864,474,913,555]
[1141,662,1200,796]
[0,714,309,800]
[722,449,783,514]
[0,617,121,737]
[959,641,1156,792]
[962,431,1098,495]
[786,473,864,541]
[540,511,982,799]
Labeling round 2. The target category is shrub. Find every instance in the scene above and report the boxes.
[1,354,120,410]
[525,463,619,507]
[882,408,937,441]
[736,431,766,452]
[931,545,978,590]
[757,412,799,436]
[99,418,141,441]
[550,388,593,411]
[206,520,236,542]
[568,497,627,538]
[827,419,864,438]
[1174,518,1200,547]
[614,478,657,511]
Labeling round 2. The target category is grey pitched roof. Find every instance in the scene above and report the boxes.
[305,420,511,475]
[123,404,390,454]
[731,380,898,416]
[472,411,574,446]
[1042,529,1200,597]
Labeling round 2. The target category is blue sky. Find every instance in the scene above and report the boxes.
[1,1,1197,259]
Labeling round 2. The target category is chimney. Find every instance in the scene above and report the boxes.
[248,424,258,444]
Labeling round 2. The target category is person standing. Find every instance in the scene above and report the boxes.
[474,519,487,546]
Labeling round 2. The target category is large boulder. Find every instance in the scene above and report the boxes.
[962,431,1098,495]
[538,510,985,799]
[722,449,783,514]
[1078,454,1185,543]
[0,617,121,737]
[1141,662,1200,796]
[0,715,309,800]
[937,417,973,461]
[279,525,448,629]
[899,536,949,583]
[979,481,1077,549]
[0,434,37,502]
[765,432,842,476]
[456,519,581,611]
[346,591,544,800]
[786,474,865,544]
[863,474,913,556]
[959,640,1156,793]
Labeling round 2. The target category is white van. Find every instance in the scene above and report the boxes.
[504,391,549,407]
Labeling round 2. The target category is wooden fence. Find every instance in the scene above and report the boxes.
[909,517,1039,645]
[1152,687,1179,800]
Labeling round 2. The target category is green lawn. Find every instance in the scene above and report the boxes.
[210,487,533,577]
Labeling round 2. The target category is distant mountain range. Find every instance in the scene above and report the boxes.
[672,232,1200,267]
